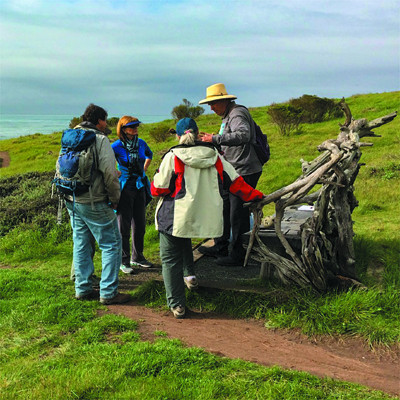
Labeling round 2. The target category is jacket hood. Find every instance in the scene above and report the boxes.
[171,145,219,169]
[75,121,103,134]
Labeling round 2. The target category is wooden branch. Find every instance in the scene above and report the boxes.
[367,111,397,129]
[244,101,397,292]
[245,153,343,211]
[244,208,263,267]
[318,178,345,187]
[339,98,352,127]
[358,130,381,138]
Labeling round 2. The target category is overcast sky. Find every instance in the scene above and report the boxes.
[0,0,399,118]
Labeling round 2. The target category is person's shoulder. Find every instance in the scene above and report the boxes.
[111,139,121,148]
[228,104,252,123]
[231,104,249,115]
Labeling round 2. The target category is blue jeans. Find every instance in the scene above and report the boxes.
[66,201,122,299]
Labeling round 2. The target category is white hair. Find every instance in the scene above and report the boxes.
[179,129,198,145]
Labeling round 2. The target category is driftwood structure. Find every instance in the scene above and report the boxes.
[245,100,397,293]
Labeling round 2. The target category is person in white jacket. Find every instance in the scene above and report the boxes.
[151,118,264,319]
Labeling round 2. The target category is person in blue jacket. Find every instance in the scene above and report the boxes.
[112,115,153,274]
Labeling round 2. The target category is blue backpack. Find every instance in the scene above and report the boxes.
[53,128,97,197]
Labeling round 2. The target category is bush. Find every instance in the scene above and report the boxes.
[107,117,119,127]
[267,103,303,136]
[171,99,205,120]
[148,124,175,143]
[0,171,59,236]
[69,116,82,129]
[289,95,343,123]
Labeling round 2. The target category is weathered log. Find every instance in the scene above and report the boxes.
[245,104,397,292]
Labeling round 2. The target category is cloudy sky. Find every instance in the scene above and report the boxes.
[0,0,399,118]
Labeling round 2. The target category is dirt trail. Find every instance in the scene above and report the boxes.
[107,303,399,396]
[0,151,10,168]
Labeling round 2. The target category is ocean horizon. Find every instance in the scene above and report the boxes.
[0,114,171,141]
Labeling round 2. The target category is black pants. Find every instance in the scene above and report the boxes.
[117,187,146,265]
[215,171,261,260]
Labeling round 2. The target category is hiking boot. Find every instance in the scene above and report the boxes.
[198,245,228,258]
[100,292,132,305]
[92,274,101,288]
[75,289,99,301]
[71,273,100,286]
[170,305,186,319]
[120,264,135,274]
[184,276,199,290]
[131,258,153,268]
[216,256,244,267]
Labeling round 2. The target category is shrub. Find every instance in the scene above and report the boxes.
[171,99,205,120]
[107,117,119,127]
[148,124,175,143]
[69,116,82,128]
[267,103,303,136]
[289,95,343,123]
[0,171,59,236]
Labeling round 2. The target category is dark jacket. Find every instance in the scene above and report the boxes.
[211,101,262,176]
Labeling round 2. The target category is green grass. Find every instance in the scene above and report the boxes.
[0,91,399,398]
[0,267,395,399]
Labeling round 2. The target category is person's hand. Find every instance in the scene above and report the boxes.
[200,133,213,143]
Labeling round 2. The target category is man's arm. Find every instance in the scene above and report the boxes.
[213,114,252,146]
[97,136,121,205]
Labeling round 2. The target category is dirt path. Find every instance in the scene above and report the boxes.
[0,151,10,168]
[107,303,399,396]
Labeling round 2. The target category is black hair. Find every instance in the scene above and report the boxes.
[82,103,108,125]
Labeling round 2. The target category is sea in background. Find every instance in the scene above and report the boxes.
[0,114,171,140]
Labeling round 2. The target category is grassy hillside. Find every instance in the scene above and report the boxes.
[1,91,398,272]
[0,92,399,398]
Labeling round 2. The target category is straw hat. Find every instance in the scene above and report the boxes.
[199,83,237,105]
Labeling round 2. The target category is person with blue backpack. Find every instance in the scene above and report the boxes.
[111,115,153,274]
[55,103,131,305]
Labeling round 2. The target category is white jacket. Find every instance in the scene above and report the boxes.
[151,144,263,238]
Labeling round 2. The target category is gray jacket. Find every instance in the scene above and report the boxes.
[211,102,262,176]
[65,122,120,205]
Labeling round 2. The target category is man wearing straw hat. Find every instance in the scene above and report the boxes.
[198,83,263,267]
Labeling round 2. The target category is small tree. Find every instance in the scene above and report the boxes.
[107,117,119,127]
[171,99,204,120]
[289,95,342,123]
[267,104,303,136]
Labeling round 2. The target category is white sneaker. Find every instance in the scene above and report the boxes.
[120,265,134,274]
[170,305,186,319]
[184,276,198,290]
[131,259,153,268]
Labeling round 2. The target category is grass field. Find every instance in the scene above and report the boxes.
[0,91,399,399]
